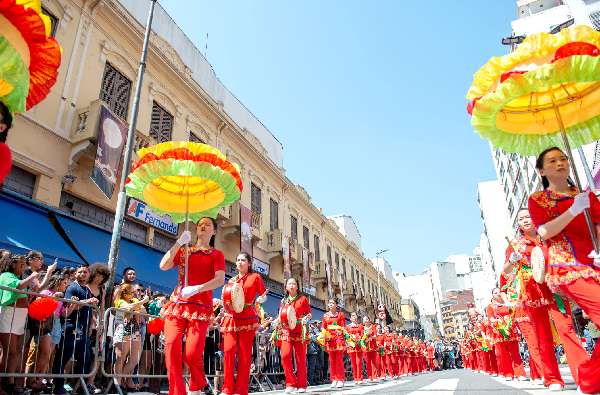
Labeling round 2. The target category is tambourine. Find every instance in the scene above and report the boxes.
[222,282,244,313]
[531,246,546,284]
[280,305,297,330]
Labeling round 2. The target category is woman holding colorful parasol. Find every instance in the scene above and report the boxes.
[467,25,600,393]
[125,141,242,395]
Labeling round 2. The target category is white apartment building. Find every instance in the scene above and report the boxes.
[328,215,362,251]
[477,181,512,278]
[371,256,398,292]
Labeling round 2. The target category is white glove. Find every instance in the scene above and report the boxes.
[256,294,267,304]
[509,251,522,264]
[301,316,309,325]
[176,230,192,246]
[180,285,202,298]
[588,250,600,268]
[568,192,590,216]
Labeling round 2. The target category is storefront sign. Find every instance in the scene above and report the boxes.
[304,285,316,297]
[252,257,270,276]
[126,198,178,235]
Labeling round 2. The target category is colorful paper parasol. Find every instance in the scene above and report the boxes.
[467,25,600,252]
[0,0,62,113]
[125,141,243,284]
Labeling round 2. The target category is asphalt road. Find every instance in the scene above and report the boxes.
[260,366,580,395]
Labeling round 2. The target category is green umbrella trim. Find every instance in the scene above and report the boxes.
[125,158,241,223]
[0,36,29,114]
[471,55,600,156]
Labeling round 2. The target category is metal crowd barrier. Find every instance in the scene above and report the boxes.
[0,282,342,395]
[0,284,101,395]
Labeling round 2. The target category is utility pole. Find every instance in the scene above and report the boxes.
[105,0,157,303]
[375,248,388,305]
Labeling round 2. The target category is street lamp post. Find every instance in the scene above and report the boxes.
[375,248,388,305]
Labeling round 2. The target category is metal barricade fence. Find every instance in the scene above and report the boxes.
[0,284,101,395]
[100,307,222,395]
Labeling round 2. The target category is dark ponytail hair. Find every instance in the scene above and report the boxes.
[199,217,218,247]
[535,147,575,189]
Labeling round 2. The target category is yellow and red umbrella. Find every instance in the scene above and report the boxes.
[0,0,61,113]
[125,141,243,284]
[467,25,600,250]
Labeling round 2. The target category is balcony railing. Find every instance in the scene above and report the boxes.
[251,211,261,229]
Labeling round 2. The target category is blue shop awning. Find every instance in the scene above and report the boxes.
[0,194,84,266]
[54,214,175,293]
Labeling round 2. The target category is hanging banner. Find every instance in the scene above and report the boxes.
[240,203,253,254]
[91,105,127,199]
[282,236,291,280]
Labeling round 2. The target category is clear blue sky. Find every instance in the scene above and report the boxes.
[160,1,514,275]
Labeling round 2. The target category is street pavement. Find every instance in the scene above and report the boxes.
[259,366,580,395]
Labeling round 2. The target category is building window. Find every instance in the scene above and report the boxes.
[327,245,332,266]
[314,235,320,261]
[303,226,309,250]
[250,183,262,214]
[42,7,59,37]
[2,166,36,198]
[335,253,339,271]
[269,199,278,231]
[150,101,173,143]
[100,63,132,120]
[189,132,205,143]
[290,215,298,242]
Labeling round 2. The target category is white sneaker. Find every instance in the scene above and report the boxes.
[518,376,528,381]
[549,384,564,391]
[336,381,344,388]
[330,381,338,388]
[285,388,297,394]
[534,379,544,385]
[297,389,306,393]
[357,380,363,385]
[492,373,498,377]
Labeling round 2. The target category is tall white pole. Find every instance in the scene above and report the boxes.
[106,0,157,302]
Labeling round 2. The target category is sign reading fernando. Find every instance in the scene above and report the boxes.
[127,198,178,235]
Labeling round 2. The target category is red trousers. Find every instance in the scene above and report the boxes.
[378,353,386,378]
[391,353,399,376]
[328,350,345,381]
[494,345,507,377]
[500,341,526,378]
[222,330,256,395]
[549,295,591,385]
[364,351,378,380]
[559,278,600,394]
[349,351,363,381]
[164,317,209,395]
[525,306,564,386]
[516,319,543,380]
[384,354,394,377]
[281,340,307,389]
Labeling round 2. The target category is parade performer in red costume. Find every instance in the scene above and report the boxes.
[426,341,435,371]
[528,147,600,394]
[375,324,386,380]
[382,326,395,378]
[398,335,408,376]
[277,278,311,393]
[504,207,589,388]
[159,218,226,395]
[362,316,379,382]
[346,312,365,384]
[322,299,346,388]
[489,289,527,380]
[220,252,267,395]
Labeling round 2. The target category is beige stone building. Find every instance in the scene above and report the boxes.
[2,0,402,322]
